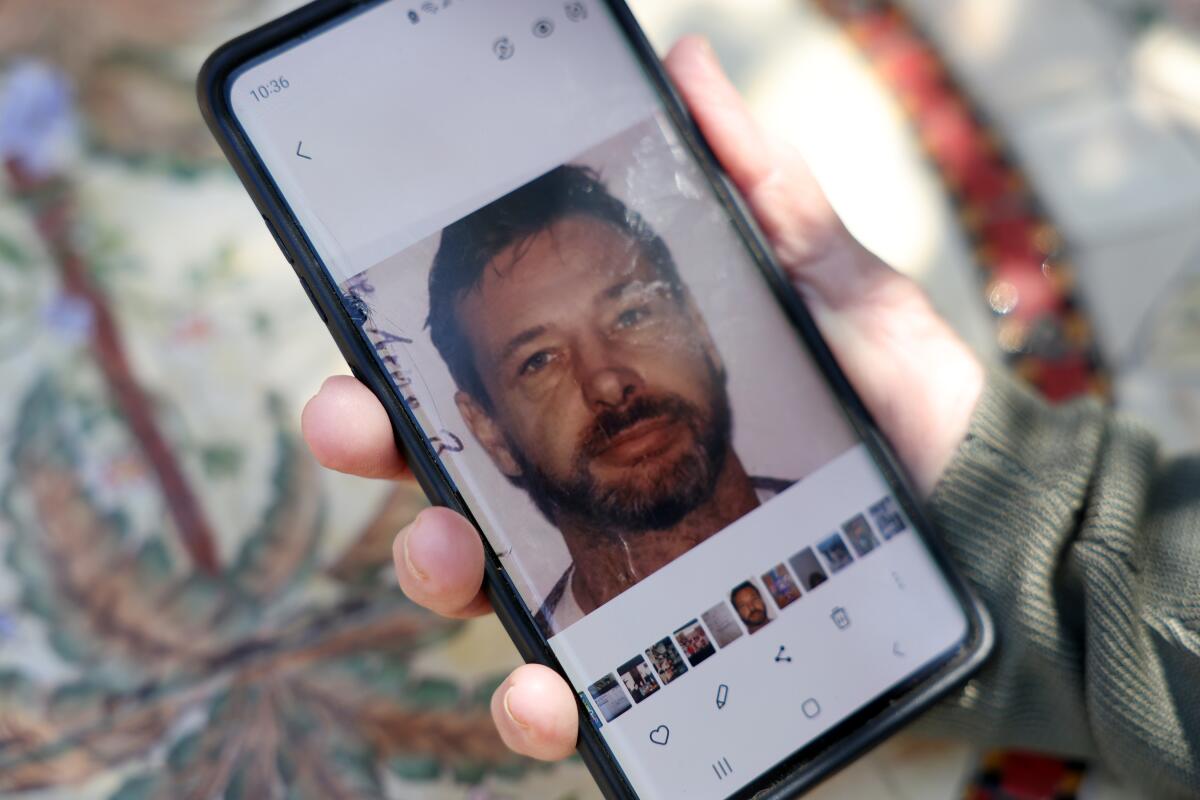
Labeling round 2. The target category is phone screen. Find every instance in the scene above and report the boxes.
[228,2,971,796]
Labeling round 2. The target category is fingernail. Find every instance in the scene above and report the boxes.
[502,686,529,730]
[401,518,429,581]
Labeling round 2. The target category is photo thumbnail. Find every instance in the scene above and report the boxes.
[580,692,603,729]
[701,601,744,648]
[761,563,802,610]
[729,578,776,634]
[645,637,689,685]
[817,532,855,573]
[588,673,631,722]
[842,513,880,557]
[618,655,661,703]
[870,496,908,540]
[674,619,717,667]
[788,547,828,591]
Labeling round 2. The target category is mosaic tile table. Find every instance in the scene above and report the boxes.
[0,2,597,797]
[3,0,1197,798]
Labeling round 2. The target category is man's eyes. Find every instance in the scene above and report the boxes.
[518,349,555,376]
[613,305,652,330]
[513,300,662,378]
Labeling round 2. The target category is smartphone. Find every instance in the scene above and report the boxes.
[199,2,993,797]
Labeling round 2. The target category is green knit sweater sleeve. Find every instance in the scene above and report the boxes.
[920,367,1200,797]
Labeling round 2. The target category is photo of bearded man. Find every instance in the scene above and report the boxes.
[426,164,797,636]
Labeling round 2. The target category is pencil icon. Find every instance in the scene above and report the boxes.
[716,683,729,709]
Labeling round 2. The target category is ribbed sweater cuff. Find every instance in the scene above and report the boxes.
[942,366,1104,487]
[920,366,1107,757]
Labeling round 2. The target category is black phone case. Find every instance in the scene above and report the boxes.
[197,3,994,797]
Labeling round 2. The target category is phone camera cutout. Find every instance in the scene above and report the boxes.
[564,1,587,21]
[532,18,555,38]
[493,36,515,60]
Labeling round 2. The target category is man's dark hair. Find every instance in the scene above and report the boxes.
[730,581,759,606]
[427,164,683,408]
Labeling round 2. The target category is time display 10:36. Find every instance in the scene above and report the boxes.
[249,77,290,101]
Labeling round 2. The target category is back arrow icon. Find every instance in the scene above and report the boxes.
[296,141,312,160]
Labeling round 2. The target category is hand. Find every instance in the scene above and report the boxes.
[301,36,983,762]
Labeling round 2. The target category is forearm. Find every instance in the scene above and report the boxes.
[918,367,1200,798]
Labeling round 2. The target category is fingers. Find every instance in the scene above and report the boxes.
[664,37,835,254]
[664,37,883,307]
[394,509,577,759]
[394,509,578,762]
[305,379,491,615]
[664,36,982,495]
[490,664,579,761]
[301,375,409,480]
[664,37,775,194]
[393,506,492,618]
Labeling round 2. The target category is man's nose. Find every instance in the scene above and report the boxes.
[574,334,643,409]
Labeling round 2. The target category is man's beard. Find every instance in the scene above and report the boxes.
[509,378,732,534]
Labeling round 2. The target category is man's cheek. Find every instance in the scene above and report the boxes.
[524,412,583,475]
[640,353,715,398]
[644,320,708,355]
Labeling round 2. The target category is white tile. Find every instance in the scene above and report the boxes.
[903,0,1131,115]
[806,735,977,800]
[1132,23,1200,137]
[1008,92,1200,243]
[873,735,978,798]
[1074,218,1200,363]
[901,1,1200,245]
[1079,763,1157,800]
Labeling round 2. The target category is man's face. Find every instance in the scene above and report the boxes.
[733,586,767,627]
[454,215,731,533]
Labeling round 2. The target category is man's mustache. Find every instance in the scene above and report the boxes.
[580,394,696,458]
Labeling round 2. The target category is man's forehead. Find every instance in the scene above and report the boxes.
[451,213,678,370]
[477,215,654,291]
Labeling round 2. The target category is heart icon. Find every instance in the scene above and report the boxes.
[648,725,670,746]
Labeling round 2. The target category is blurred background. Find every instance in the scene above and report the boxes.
[0,0,1197,798]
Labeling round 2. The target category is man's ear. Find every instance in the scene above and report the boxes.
[456,390,523,478]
